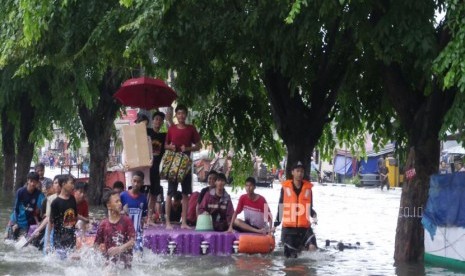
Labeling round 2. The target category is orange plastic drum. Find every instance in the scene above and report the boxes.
[238,234,275,254]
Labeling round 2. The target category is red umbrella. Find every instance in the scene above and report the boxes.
[114,77,177,109]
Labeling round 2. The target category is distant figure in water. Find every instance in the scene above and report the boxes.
[379,162,390,191]
[95,191,135,269]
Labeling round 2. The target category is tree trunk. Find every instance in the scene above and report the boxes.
[14,95,36,191]
[263,70,337,180]
[394,137,438,262]
[261,18,351,179]
[383,64,456,262]
[1,108,15,191]
[86,134,110,204]
[264,71,337,179]
[286,137,314,179]
[78,69,121,205]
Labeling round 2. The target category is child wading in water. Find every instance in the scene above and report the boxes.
[94,191,135,269]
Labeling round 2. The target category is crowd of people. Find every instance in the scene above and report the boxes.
[439,160,465,174]
[4,104,320,269]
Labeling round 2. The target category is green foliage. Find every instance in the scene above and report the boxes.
[351,175,361,186]
[285,0,308,24]
[229,153,254,190]
[440,91,465,143]
[434,1,465,90]
[193,81,285,167]
[0,0,151,151]
[1,0,462,199]
[434,2,465,143]
[310,170,319,182]
[121,0,364,179]
[120,0,134,8]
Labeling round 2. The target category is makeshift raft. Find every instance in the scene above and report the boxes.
[27,224,275,256]
[143,224,275,256]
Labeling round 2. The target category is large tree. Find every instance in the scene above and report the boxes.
[327,0,460,262]
[0,64,57,191]
[0,1,78,191]
[363,1,456,262]
[33,0,134,203]
[0,1,44,191]
[0,0,147,203]
[123,0,358,179]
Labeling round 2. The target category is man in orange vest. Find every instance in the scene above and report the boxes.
[274,161,317,258]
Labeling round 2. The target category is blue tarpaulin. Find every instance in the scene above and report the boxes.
[422,173,465,239]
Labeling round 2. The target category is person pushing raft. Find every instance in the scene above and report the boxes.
[274,161,318,258]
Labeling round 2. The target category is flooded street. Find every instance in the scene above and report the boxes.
[1,178,463,275]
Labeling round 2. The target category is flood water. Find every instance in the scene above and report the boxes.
[1,173,463,275]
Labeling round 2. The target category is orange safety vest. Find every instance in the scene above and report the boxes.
[282,180,313,228]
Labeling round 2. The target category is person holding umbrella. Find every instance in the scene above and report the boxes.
[114,76,178,194]
[165,104,201,229]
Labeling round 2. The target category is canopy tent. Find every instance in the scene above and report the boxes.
[442,146,465,155]
[333,155,354,176]
[333,143,396,176]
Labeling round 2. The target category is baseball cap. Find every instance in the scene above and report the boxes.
[292,161,305,170]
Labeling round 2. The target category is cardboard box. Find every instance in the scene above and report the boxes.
[121,123,151,170]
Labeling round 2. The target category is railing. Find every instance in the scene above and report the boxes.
[59,164,89,180]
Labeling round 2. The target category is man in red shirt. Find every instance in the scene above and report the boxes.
[165,104,201,229]
[228,177,273,234]
[74,182,90,229]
